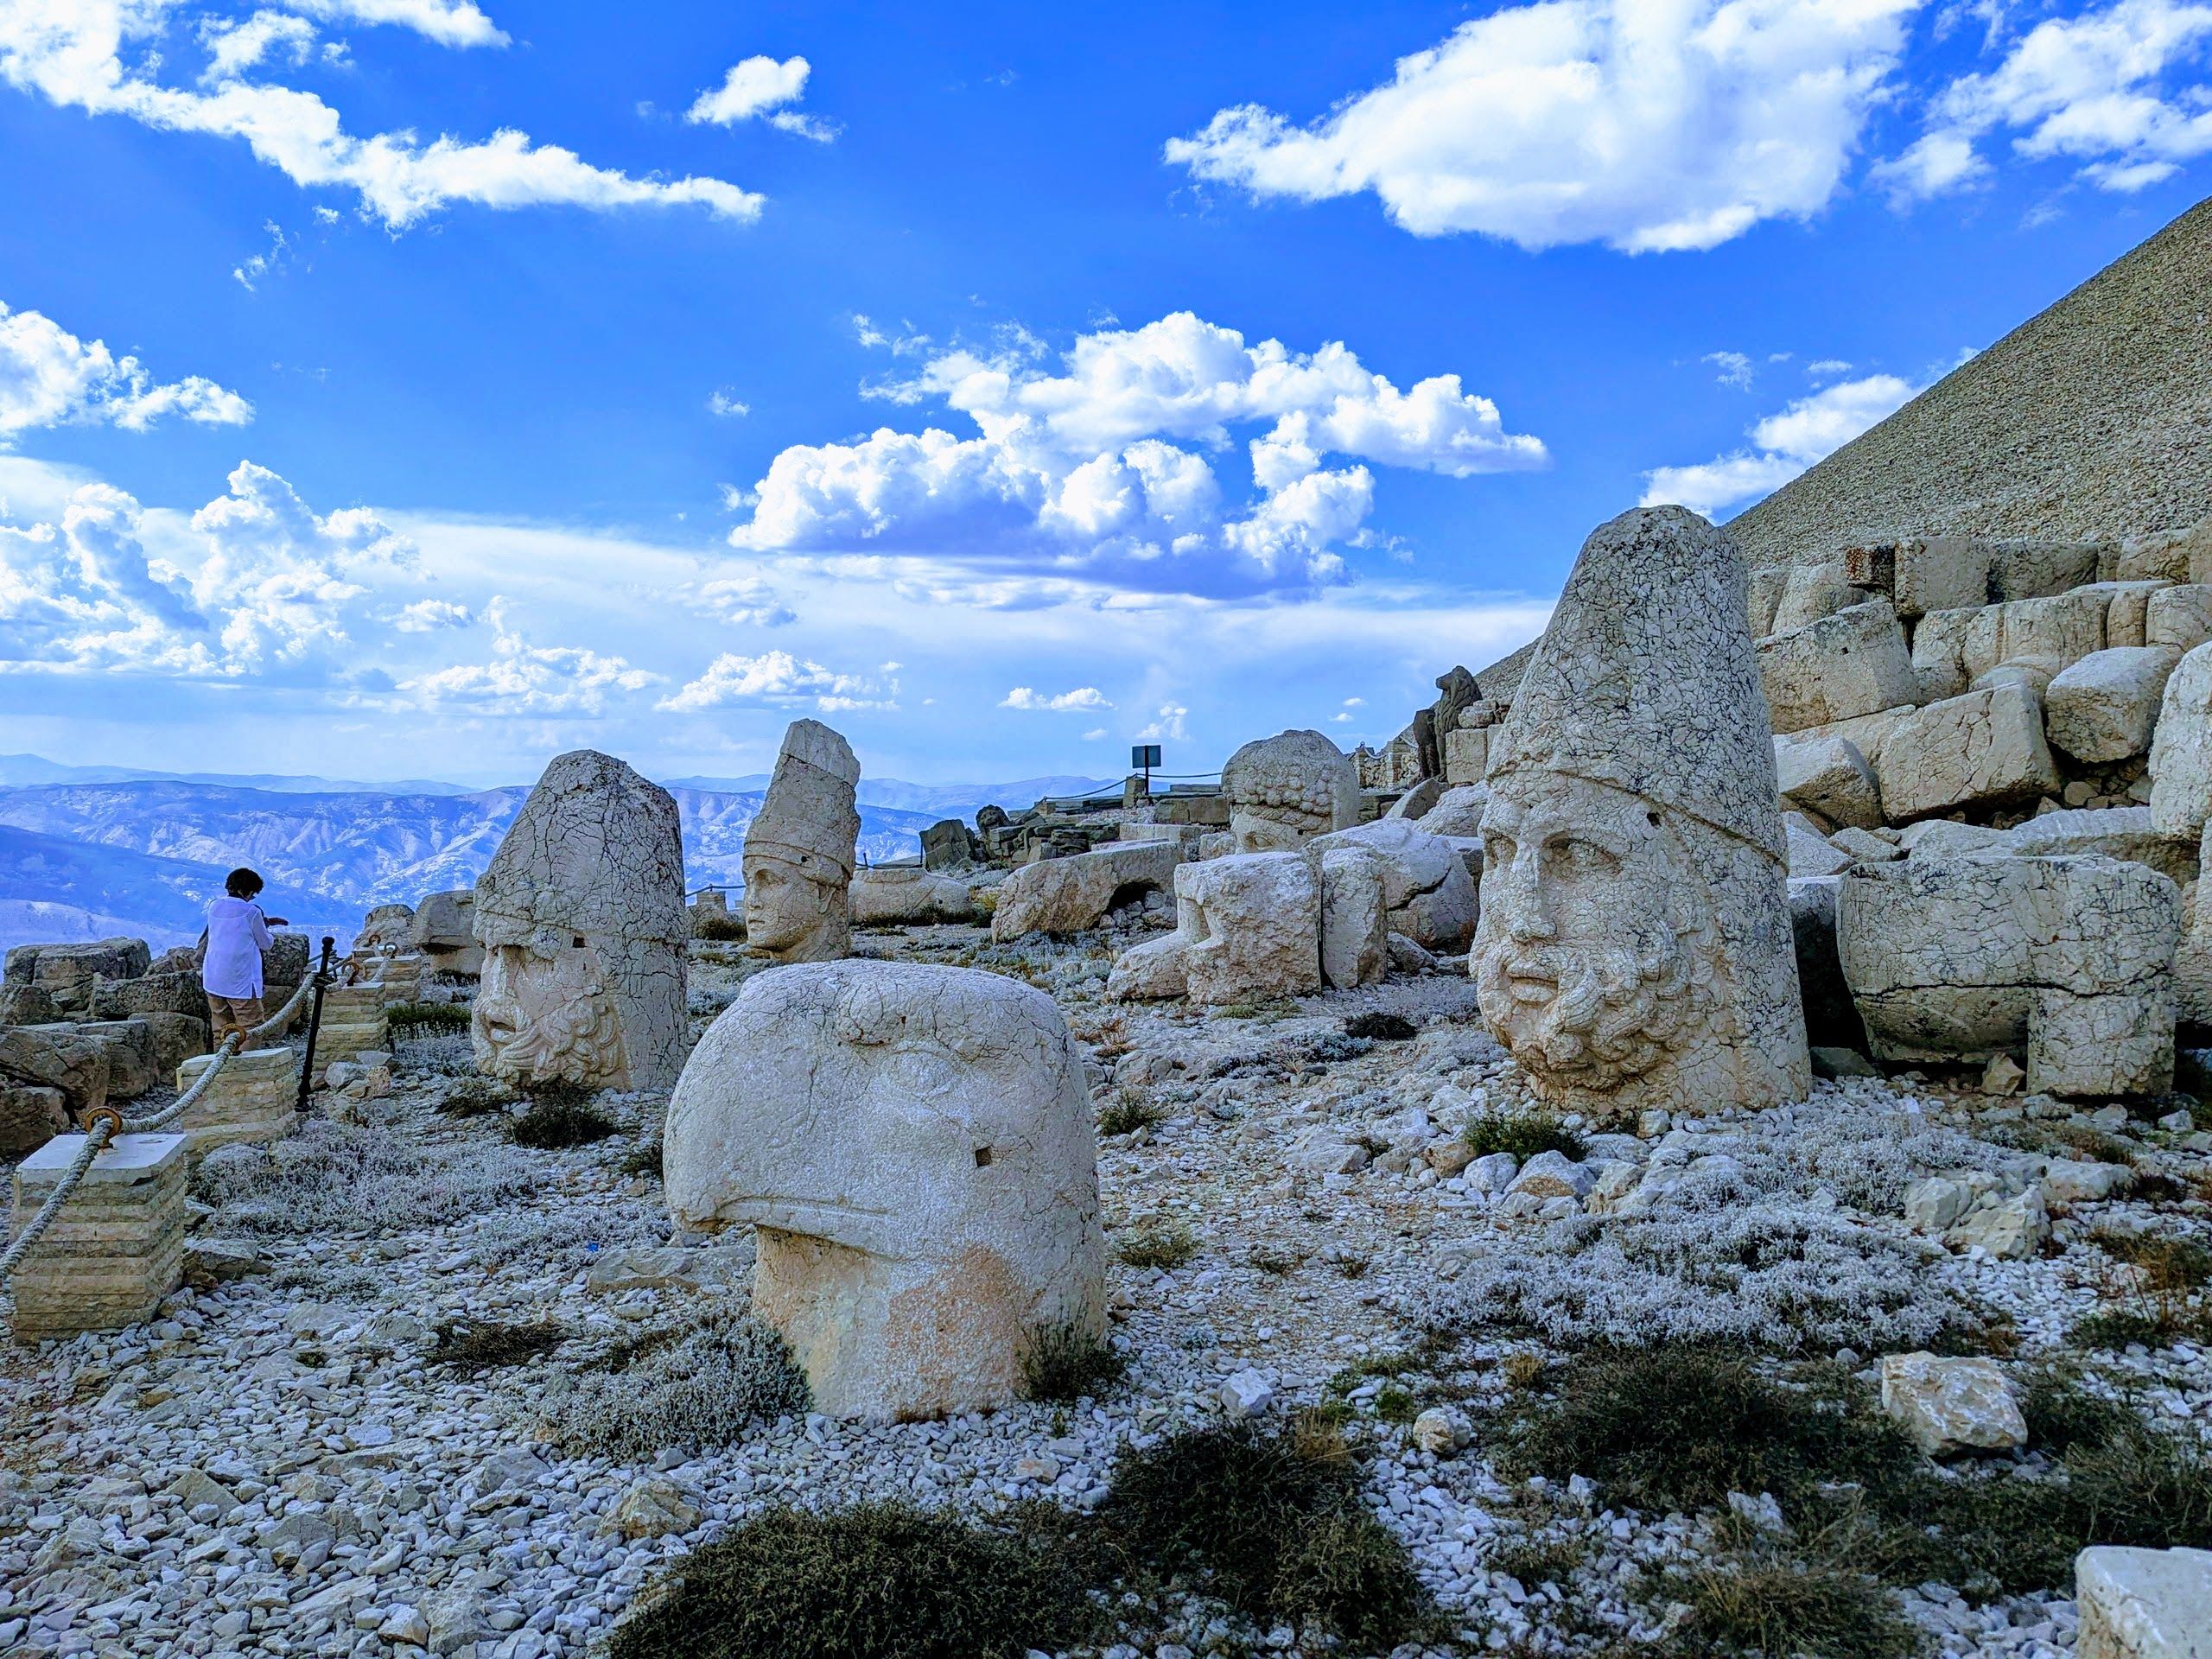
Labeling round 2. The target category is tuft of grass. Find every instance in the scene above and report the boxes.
[511,1095,620,1149]
[1647,1520,1925,1659]
[431,1318,565,1377]
[539,1308,809,1459]
[1343,1012,1417,1042]
[619,1136,664,1180]
[1461,1107,1586,1162]
[2090,1230,2212,1292]
[1212,999,1298,1022]
[1092,1420,1433,1651]
[608,1501,1094,1659]
[1096,1088,1165,1137]
[1117,1216,1198,1271]
[693,912,746,942]
[1019,1319,1128,1403]
[1487,1535,1588,1587]
[437,1075,513,1118]
[385,1000,471,1042]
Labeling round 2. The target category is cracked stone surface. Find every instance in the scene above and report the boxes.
[471,750,688,1093]
[664,960,1105,1421]
[1219,729,1359,854]
[1472,505,1808,1119]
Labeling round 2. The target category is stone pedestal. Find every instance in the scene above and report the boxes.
[10,1134,187,1340]
[313,984,391,1073]
[174,1047,299,1158]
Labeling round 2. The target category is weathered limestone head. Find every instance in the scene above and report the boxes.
[1471,506,1808,1116]
[471,749,689,1092]
[664,961,1106,1421]
[1221,728,1360,853]
[742,719,861,963]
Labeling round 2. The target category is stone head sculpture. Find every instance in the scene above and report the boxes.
[1221,729,1361,853]
[472,749,689,1092]
[743,719,861,963]
[1470,506,1808,1117]
[663,960,1106,1421]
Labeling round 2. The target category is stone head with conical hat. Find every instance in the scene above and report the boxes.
[1470,506,1808,1116]
[743,719,862,963]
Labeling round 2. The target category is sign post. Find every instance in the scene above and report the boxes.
[1130,744,1161,798]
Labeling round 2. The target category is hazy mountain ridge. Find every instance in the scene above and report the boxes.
[0,780,944,957]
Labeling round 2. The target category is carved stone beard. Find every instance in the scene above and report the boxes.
[1473,917,1708,1086]
[474,943,626,1087]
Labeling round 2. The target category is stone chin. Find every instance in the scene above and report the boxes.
[1471,931,1699,1091]
[472,943,626,1087]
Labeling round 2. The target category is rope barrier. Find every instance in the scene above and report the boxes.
[0,964,326,1287]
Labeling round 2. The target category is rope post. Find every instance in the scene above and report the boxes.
[294,936,336,1118]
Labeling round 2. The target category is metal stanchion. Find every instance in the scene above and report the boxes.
[293,936,336,1119]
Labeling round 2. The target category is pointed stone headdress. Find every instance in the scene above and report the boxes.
[746,719,861,884]
[1488,505,1784,863]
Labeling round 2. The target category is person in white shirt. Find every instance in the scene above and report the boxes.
[201,868,289,1051]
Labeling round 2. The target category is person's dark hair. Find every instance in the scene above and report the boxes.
[224,868,265,899]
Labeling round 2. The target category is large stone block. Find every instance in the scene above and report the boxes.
[1872,684,2060,822]
[10,1133,188,1341]
[2075,1546,2212,1659]
[2150,642,2212,837]
[1840,853,2179,1096]
[1318,845,1389,990]
[664,961,1105,1422]
[1770,559,1859,632]
[2006,807,2198,886]
[1173,851,1322,1006]
[0,1025,110,1117]
[1758,600,1919,734]
[90,969,207,1020]
[18,938,152,1013]
[2046,646,2182,763]
[918,819,976,872]
[1775,733,1882,830]
[2146,584,2212,653]
[1441,725,1490,786]
[1308,818,1479,953]
[850,868,977,926]
[0,1083,68,1154]
[73,1020,160,1099]
[990,841,1183,940]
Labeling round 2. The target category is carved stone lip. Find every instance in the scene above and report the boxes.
[731,1195,898,1249]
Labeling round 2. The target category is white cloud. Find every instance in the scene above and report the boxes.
[1883,0,2212,200]
[0,301,251,444]
[707,390,749,417]
[281,0,508,50]
[1081,727,1107,741]
[682,575,795,627]
[200,10,319,80]
[0,2,760,229]
[658,648,893,713]
[1135,702,1189,742]
[404,599,658,712]
[1001,684,1112,711]
[1703,350,1755,389]
[1165,0,1919,252]
[729,311,1543,590]
[1330,711,1352,722]
[686,54,834,139]
[1806,358,1854,377]
[1642,371,1921,517]
[1342,696,1364,707]
[391,596,471,631]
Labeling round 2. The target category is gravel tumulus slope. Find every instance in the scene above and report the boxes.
[1727,193,2212,568]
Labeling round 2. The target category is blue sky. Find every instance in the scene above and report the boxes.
[2,0,2209,787]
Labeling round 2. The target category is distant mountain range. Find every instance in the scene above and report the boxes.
[0,753,1120,957]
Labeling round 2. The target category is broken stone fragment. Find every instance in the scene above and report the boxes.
[2075,1545,2212,1659]
[1505,1149,1591,1200]
[1878,1352,2027,1457]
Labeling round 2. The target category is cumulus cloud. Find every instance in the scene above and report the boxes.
[681,575,796,627]
[1882,0,2212,200]
[1642,371,1922,517]
[0,2,760,229]
[282,0,508,50]
[707,390,749,417]
[1703,350,1755,389]
[1,301,252,443]
[1135,702,1189,742]
[728,311,1543,589]
[199,10,321,80]
[404,599,658,712]
[687,54,834,139]
[1001,684,1111,711]
[1165,0,1919,252]
[658,649,893,713]
[391,596,471,631]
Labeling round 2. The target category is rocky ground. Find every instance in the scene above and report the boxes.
[4,922,2210,1658]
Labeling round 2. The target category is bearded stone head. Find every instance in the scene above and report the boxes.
[473,939,627,1087]
[1471,772,1719,1110]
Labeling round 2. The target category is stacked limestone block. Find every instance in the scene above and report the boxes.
[173,1047,300,1159]
[10,1133,187,1340]
[312,983,391,1073]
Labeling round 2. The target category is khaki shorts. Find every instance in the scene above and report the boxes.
[207,994,266,1051]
